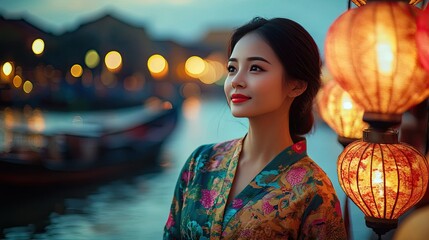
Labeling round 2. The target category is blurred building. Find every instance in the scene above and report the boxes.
[0,12,232,110]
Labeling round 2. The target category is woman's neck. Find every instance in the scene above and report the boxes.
[241,112,294,165]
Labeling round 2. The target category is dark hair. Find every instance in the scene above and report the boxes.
[228,17,321,139]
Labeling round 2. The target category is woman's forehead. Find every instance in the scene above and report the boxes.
[230,32,276,60]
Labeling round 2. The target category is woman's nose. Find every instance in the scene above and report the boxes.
[231,73,246,89]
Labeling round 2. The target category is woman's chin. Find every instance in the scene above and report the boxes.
[231,111,248,118]
[231,112,250,118]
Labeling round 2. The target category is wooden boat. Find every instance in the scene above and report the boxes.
[0,100,179,187]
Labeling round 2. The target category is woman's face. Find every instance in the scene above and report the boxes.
[224,32,292,119]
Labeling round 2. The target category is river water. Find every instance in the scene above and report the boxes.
[0,96,374,239]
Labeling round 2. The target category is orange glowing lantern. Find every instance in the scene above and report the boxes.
[326,1,429,237]
[338,129,429,235]
[316,80,368,145]
[351,0,422,7]
[325,1,429,123]
[417,5,429,72]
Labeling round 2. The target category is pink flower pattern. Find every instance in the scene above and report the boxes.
[181,170,192,184]
[239,229,252,238]
[262,201,275,215]
[286,167,307,186]
[200,189,218,209]
[232,199,243,209]
[166,212,175,229]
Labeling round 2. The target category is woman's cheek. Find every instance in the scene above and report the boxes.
[224,79,231,105]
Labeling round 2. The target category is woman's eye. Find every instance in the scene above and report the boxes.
[250,65,263,72]
[227,66,236,73]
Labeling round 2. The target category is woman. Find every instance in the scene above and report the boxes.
[164,17,347,240]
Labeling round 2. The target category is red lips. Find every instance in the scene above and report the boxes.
[231,93,251,103]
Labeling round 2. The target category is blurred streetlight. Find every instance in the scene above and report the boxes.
[105,51,122,72]
[85,50,100,69]
[147,54,168,79]
[32,38,45,55]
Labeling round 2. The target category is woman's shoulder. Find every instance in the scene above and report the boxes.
[294,156,326,174]
[190,138,242,158]
[290,156,336,191]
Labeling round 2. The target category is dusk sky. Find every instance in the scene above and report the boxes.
[0,0,348,53]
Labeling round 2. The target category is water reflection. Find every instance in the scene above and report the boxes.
[0,96,372,239]
[0,95,241,239]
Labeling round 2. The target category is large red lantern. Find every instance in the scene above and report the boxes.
[325,1,429,121]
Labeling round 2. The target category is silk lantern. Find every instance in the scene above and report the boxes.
[316,80,368,146]
[337,129,429,236]
[326,1,429,237]
[325,1,429,125]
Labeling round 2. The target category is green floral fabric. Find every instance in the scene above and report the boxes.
[164,138,347,239]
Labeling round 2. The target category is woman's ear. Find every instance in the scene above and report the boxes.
[287,80,307,97]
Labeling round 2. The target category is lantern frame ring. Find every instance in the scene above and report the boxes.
[363,128,399,144]
[363,112,402,130]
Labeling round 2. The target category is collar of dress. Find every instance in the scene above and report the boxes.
[208,137,308,236]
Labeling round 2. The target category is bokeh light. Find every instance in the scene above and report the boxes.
[81,69,93,87]
[23,80,33,93]
[28,108,45,132]
[199,60,225,84]
[101,69,117,87]
[105,51,122,72]
[181,82,201,98]
[182,97,201,120]
[70,64,83,78]
[85,50,100,68]
[13,75,22,88]
[147,54,167,74]
[124,73,145,91]
[185,56,205,77]
[2,62,13,76]
[147,54,168,79]
[144,97,164,111]
[32,38,45,55]
[163,101,173,110]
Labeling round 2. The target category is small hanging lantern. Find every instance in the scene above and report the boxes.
[337,129,429,236]
[325,1,429,125]
[316,80,368,146]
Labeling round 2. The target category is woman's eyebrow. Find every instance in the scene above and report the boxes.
[228,56,271,64]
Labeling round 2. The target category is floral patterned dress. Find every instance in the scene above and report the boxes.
[164,138,347,240]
